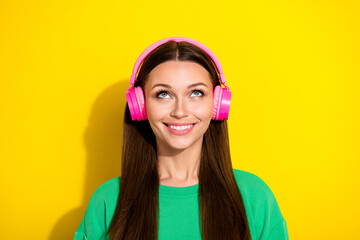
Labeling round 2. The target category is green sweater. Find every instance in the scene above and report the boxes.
[74,169,289,239]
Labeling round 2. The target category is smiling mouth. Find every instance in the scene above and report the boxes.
[163,123,197,131]
[164,123,195,131]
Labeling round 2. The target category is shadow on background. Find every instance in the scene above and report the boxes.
[49,79,129,239]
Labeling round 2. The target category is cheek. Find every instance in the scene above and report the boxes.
[146,100,168,122]
[196,98,213,119]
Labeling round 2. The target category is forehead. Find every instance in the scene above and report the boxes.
[146,60,213,88]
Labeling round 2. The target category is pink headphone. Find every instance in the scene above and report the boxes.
[126,37,231,121]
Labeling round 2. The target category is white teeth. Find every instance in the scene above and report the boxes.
[168,124,194,130]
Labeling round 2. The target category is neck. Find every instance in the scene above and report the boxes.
[156,137,202,187]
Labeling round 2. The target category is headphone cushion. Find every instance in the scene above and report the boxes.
[212,85,222,120]
[134,87,147,120]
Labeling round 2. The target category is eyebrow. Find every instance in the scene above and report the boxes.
[152,82,208,89]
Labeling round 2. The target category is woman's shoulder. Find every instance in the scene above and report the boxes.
[90,176,120,202]
[232,168,272,193]
[232,169,288,239]
[75,177,121,239]
[232,168,279,207]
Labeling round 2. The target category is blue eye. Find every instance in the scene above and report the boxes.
[190,90,204,97]
[156,91,170,99]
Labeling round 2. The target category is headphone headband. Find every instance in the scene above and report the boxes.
[128,37,229,91]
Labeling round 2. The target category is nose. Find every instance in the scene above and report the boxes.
[170,97,189,119]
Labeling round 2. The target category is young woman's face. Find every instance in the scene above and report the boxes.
[144,60,214,152]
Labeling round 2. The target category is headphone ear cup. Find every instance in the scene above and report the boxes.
[218,88,231,120]
[126,86,147,121]
[212,85,231,120]
[126,88,137,121]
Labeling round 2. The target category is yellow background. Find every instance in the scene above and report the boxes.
[1,0,359,239]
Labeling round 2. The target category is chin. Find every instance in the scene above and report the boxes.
[161,136,203,152]
[168,143,193,151]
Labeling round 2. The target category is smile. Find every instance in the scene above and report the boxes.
[163,123,196,135]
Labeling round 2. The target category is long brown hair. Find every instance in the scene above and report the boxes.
[107,41,251,239]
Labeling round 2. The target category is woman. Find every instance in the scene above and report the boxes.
[74,37,289,240]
